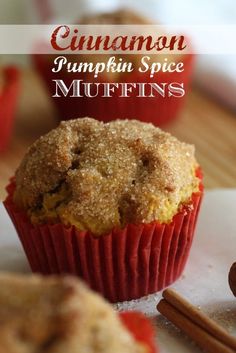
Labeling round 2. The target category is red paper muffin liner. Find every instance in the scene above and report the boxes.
[0,67,20,152]
[120,311,158,353]
[32,54,194,126]
[4,172,203,303]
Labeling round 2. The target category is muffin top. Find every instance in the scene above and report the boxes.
[14,118,200,235]
[0,273,146,353]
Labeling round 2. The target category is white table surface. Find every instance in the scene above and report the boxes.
[0,189,236,352]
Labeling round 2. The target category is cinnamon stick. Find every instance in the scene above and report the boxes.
[157,299,235,353]
[229,263,236,297]
[162,288,236,351]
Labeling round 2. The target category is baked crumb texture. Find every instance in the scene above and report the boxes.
[14,118,199,235]
[0,273,146,353]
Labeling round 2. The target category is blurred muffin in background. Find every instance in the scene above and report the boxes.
[33,8,194,125]
[0,272,157,353]
[0,66,20,152]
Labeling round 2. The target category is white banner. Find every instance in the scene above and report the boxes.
[0,25,235,54]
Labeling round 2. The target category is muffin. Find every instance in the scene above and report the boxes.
[33,9,193,125]
[4,117,203,302]
[0,272,157,353]
[0,66,20,152]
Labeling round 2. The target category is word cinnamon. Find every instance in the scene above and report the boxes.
[157,288,236,353]
[51,25,187,52]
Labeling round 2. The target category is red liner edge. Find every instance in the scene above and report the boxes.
[4,173,203,303]
[0,67,20,152]
[120,311,158,353]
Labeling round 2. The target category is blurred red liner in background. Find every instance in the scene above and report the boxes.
[0,67,20,153]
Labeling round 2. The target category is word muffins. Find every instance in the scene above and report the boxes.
[4,117,203,302]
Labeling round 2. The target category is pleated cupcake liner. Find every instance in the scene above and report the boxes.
[32,54,194,126]
[4,176,203,303]
[0,67,20,152]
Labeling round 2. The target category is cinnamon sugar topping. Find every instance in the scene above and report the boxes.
[14,118,199,235]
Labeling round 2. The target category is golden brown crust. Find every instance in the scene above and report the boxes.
[0,273,146,353]
[14,118,199,235]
